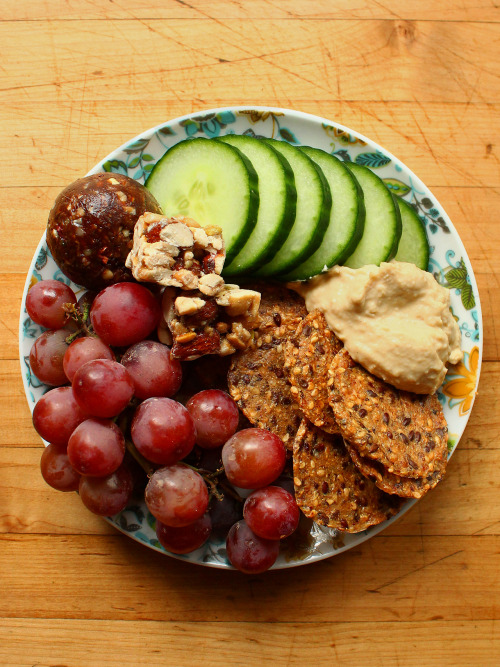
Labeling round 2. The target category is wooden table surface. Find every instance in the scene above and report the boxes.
[1,1,499,665]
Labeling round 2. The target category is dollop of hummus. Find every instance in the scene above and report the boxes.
[293,261,462,394]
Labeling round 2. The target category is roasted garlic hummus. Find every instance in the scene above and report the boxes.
[294,261,462,394]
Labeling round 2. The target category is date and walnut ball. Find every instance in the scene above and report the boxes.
[46,173,162,291]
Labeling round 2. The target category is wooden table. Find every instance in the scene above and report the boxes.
[1,1,499,664]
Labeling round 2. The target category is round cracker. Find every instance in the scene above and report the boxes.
[293,419,402,533]
[343,439,446,499]
[284,310,342,433]
[247,282,307,330]
[228,328,304,450]
[328,349,448,478]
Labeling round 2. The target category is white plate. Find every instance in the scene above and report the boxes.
[19,106,483,569]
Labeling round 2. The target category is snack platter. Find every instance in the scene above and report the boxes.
[19,106,483,570]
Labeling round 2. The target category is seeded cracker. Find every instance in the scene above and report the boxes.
[293,420,401,532]
[284,310,343,434]
[343,439,446,499]
[328,349,448,478]
[248,282,307,330]
[227,285,307,449]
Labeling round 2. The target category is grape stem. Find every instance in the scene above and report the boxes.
[182,462,225,502]
[124,438,156,477]
[116,412,243,504]
[63,302,96,343]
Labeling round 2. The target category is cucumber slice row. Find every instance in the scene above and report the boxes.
[145,137,259,264]
[256,138,332,277]
[394,197,430,271]
[281,147,365,281]
[146,135,422,281]
[342,162,402,269]
[218,134,296,276]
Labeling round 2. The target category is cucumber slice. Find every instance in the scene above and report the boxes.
[282,147,365,281]
[145,137,259,264]
[217,135,296,275]
[256,138,331,277]
[394,197,430,270]
[343,163,402,269]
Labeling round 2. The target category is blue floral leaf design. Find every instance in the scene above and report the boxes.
[126,523,141,532]
[355,150,391,168]
[185,121,198,137]
[123,138,150,154]
[103,159,128,174]
[143,164,154,173]
[217,110,236,124]
[243,128,266,139]
[133,169,144,180]
[128,156,141,169]
[36,248,47,270]
[23,318,38,338]
[436,216,451,233]
[279,127,298,144]
[333,149,351,162]
[127,505,145,523]
[142,153,154,162]
[53,270,71,285]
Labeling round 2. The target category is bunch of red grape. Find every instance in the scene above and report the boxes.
[27,278,301,573]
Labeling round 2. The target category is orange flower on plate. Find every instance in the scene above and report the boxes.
[442,346,480,416]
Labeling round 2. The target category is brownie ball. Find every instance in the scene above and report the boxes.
[46,173,162,291]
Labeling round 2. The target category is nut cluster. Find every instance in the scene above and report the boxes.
[125,212,225,288]
[126,213,261,360]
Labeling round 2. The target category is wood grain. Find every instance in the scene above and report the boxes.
[1,19,495,108]
[1,1,499,664]
[0,618,498,667]
[3,1,500,22]
[0,532,498,623]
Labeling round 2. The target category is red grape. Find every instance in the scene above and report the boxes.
[63,336,115,382]
[29,329,69,386]
[209,493,243,537]
[243,486,300,540]
[222,428,286,489]
[26,279,77,330]
[156,514,212,554]
[40,443,80,492]
[72,359,134,418]
[226,520,280,574]
[121,340,182,400]
[145,464,209,527]
[186,390,239,449]
[67,418,125,477]
[131,397,195,465]
[79,464,133,515]
[32,386,87,445]
[90,283,160,347]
